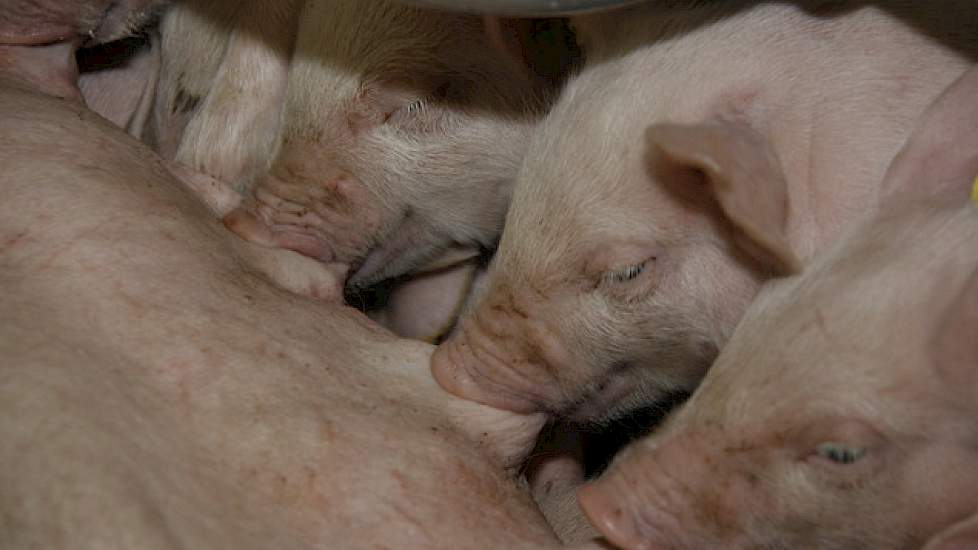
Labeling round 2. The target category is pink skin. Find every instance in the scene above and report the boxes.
[170,162,348,303]
[578,65,978,550]
[432,1,978,421]
[3,0,350,305]
[222,0,559,290]
[78,34,161,137]
[368,254,480,343]
[0,0,166,100]
[0,77,597,548]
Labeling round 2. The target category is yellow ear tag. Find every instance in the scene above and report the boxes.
[973,175,978,208]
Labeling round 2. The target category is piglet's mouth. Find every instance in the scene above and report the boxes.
[430,336,556,415]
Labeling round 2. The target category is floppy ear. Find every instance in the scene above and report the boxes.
[882,65,978,204]
[646,121,802,276]
[922,511,978,550]
[931,268,978,393]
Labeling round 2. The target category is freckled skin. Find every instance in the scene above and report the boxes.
[0,79,591,548]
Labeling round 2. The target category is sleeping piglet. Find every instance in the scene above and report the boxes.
[222,0,573,290]
[432,0,978,420]
[578,64,978,550]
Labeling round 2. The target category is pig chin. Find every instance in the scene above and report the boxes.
[562,368,650,423]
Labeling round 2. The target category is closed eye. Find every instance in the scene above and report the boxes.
[602,259,652,285]
[402,99,425,115]
[813,442,867,465]
[384,99,426,124]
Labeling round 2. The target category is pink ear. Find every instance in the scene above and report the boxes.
[923,511,978,550]
[882,65,978,204]
[646,121,802,276]
[931,268,978,392]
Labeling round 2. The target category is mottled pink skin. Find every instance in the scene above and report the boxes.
[578,65,978,550]
[433,0,978,421]
[0,67,596,550]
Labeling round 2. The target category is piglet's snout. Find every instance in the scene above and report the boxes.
[579,450,684,550]
[432,303,562,414]
[582,432,766,550]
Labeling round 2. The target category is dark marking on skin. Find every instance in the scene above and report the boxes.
[0,230,29,253]
[76,33,148,72]
[804,0,853,17]
[172,87,200,115]
[744,471,760,486]
[506,291,530,320]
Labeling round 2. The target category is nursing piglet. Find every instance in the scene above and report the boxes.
[225,0,572,290]
[578,64,978,550]
[433,0,978,419]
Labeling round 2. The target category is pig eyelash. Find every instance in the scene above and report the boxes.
[603,259,652,285]
[384,99,428,126]
[403,100,426,115]
[813,442,867,465]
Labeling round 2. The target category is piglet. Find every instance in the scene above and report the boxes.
[223,0,573,290]
[577,64,978,550]
[432,0,978,420]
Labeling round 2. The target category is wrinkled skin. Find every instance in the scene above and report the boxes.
[219,0,564,289]
[578,65,978,550]
[433,0,978,420]
[0,43,621,550]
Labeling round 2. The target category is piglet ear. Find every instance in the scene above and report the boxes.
[882,66,978,204]
[931,268,978,392]
[922,511,978,550]
[646,121,802,276]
